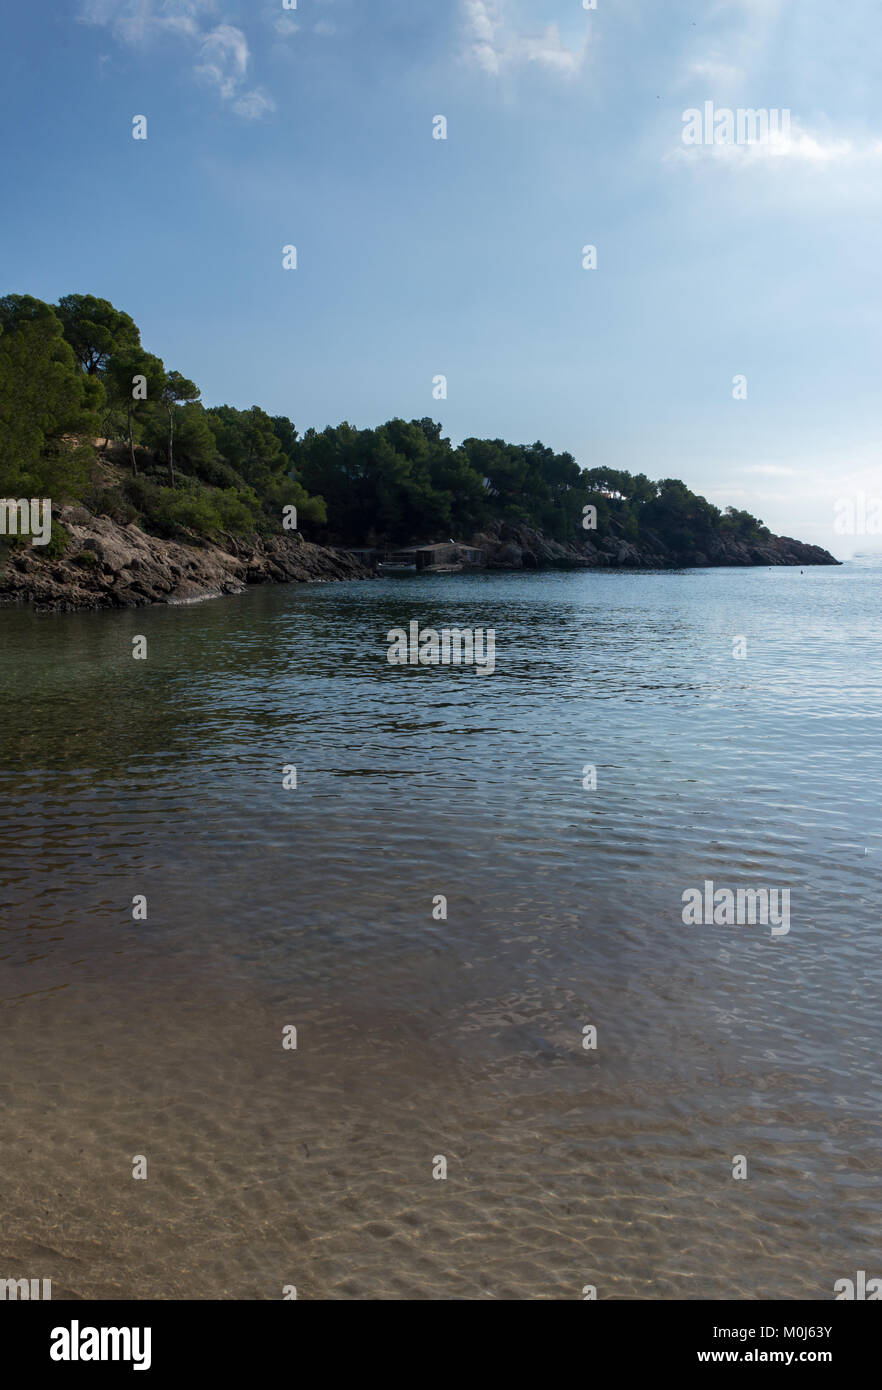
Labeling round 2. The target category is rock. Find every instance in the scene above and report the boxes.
[0,507,371,613]
[471,518,839,572]
[0,503,840,613]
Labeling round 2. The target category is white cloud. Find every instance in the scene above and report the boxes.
[195,23,248,100]
[465,0,496,45]
[273,11,336,40]
[462,0,589,79]
[667,118,874,166]
[78,1,273,118]
[232,87,276,120]
[665,0,882,181]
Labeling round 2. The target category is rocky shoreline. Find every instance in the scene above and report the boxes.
[0,506,840,614]
[0,505,369,613]
[473,520,840,571]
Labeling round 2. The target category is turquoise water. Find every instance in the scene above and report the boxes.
[0,563,879,1298]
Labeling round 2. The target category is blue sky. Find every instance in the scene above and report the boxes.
[2,0,880,554]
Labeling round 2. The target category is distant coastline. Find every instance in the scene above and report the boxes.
[0,292,841,614]
[0,501,838,614]
[0,290,840,611]
[365,518,840,576]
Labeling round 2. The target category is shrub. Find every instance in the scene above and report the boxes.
[86,486,138,526]
[216,488,259,534]
[123,474,163,516]
[152,488,222,538]
[45,520,69,558]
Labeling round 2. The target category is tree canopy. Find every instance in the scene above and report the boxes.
[0,291,770,556]
[55,294,140,376]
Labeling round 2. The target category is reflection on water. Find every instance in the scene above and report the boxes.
[0,565,879,1298]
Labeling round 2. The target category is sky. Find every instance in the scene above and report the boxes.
[2,0,881,556]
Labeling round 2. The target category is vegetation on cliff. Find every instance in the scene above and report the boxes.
[1,291,794,565]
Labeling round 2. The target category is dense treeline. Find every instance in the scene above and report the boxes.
[0,292,769,558]
[0,293,320,550]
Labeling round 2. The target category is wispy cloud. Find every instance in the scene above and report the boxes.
[273,13,335,39]
[687,55,743,88]
[195,23,247,100]
[231,87,275,120]
[78,0,275,118]
[461,0,590,79]
[661,0,882,177]
[667,119,878,166]
[79,0,212,44]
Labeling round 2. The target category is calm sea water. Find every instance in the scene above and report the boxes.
[0,563,879,1299]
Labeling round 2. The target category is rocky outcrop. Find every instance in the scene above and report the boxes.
[471,521,839,570]
[0,505,369,613]
[0,506,840,614]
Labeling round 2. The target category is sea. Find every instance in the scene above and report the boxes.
[0,561,879,1299]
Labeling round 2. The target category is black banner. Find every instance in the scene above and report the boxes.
[2,1298,876,1375]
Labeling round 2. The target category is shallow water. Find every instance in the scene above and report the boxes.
[0,563,879,1299]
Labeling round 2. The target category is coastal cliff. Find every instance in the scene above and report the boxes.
[0,504,368,613]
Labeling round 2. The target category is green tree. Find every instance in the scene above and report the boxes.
[105,349,166,475]
[56,294,140,375]
[204,405,286,490]
[0,295,104,498]
[270,414,299,465]
[169,402,218,475]
[159,371,200,487]
[295,422,365,540]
